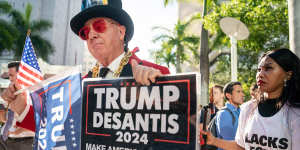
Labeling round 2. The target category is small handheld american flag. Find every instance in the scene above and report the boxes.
[16,35,43,88]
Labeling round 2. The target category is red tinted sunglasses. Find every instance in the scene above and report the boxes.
[79,19,108,40]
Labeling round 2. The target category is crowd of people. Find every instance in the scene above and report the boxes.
[201,48,300,150]
[0,0,299,150]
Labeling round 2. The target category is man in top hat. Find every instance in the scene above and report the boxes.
[1,0,170,131]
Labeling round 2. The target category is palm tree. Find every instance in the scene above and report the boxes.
[161,0,231,105]
[9,3,53,61]
[152,17,200,73]
[0,1,17,53]
[150,41,176,68]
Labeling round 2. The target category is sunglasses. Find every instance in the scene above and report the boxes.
[78,19,119,40]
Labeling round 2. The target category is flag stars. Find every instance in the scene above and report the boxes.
[21,42,41,71]
[69,117,78,148]
[73,143,77,147]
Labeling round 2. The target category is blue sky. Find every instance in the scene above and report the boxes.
[123,0,178,61]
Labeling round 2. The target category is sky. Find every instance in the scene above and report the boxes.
[122,0,178,61]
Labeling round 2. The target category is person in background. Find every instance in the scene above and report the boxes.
[0,61,34,150]
[201,48,300,150]
[199,85,224,130]
[1,0,170,132]
[199,85,224,145]
[250,83,259,100]
[214,81,244,150]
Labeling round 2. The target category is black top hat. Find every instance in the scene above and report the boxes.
[70,0,134,42]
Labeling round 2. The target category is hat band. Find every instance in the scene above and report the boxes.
[82,0,109,11]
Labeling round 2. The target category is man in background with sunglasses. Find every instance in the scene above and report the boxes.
[1,0,170,132]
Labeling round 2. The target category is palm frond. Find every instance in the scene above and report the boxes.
[9,9,25,28]
[30,35,54,61]
[0,19,18,49]
[182,36,200,44]
[152,26,172,32]
[0,1,12,14]
[24,4,32,25]
[152,34,173,43]
[31,20,52,33]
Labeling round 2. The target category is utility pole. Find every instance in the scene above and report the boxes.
[288,0,300,57]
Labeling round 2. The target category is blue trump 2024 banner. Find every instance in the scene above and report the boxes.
[31,73,82,150]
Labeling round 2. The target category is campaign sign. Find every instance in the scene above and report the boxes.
[31,73,82,150]
[81,74,197,150]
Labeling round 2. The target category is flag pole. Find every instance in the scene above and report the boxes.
[26,29,31,36]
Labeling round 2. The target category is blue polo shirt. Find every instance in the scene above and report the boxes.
[215,102,240,149]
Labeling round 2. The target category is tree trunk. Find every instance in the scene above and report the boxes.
[199,24,209,105]
[288,0,300,57]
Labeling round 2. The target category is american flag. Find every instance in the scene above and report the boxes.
[16,36,43,87]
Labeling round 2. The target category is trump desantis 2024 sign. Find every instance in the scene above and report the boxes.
[81,74,197,150]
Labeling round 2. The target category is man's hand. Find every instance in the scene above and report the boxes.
[0,110,7,123]
[200,130,216,145]
[131,59,162,85]
[1,82,27,116]
[1,83,17,103]
[9,126,28,135]
[8,90,27,116]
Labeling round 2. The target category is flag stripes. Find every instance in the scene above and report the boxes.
[18,63,43,82]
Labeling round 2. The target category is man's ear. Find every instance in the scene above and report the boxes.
[225,93,231,100]
[119,25,126,41]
